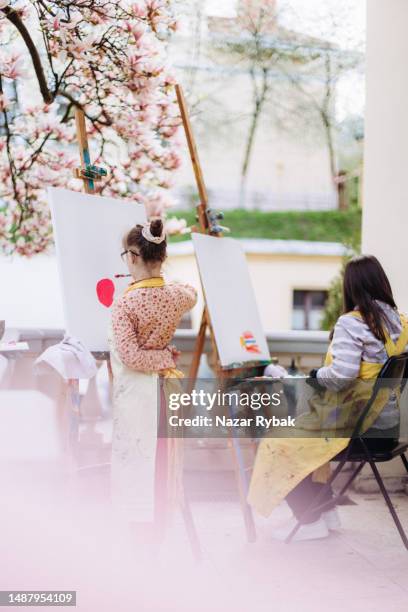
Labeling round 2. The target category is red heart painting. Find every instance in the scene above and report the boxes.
[96,278,115,308]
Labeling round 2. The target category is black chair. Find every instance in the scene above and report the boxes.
[286,352,408,548]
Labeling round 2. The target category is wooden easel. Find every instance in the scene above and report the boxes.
[71,108,202,560]
[73,108,111,370]
[175,84,258,543]
[74,109,107,194]
[60,108,109,470]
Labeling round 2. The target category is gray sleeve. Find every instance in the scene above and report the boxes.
[317,315,364,391]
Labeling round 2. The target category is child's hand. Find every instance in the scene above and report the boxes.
[169,345,181,363]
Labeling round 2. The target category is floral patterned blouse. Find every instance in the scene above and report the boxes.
[111,282,197,372]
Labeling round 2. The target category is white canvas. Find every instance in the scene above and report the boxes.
[192,233,270,368]
[49,187,147,352]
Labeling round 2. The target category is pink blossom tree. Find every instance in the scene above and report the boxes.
[0,0,182,256]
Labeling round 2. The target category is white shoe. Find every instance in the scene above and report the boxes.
[322,508,341,531]
[271,517,329,542]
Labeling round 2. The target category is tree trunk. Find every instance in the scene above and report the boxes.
[240,101,261,207]
[323,115,337,182]
[321,53,341,208]
[240,69,269,208]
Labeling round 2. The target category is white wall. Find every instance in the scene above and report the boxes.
[171,32,337,211]
[1,247,342,334]
[247,254,340,330]
[1,255,64,330]
[362,0,408,310]
[165,248,342,331]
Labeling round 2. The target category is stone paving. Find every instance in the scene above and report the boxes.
[1,463,408,612]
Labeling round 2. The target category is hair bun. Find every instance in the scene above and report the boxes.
[150,218,164,238]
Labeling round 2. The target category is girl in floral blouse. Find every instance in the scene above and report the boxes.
[108,219,197,540]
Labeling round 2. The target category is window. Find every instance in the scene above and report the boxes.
[292,290,328,331]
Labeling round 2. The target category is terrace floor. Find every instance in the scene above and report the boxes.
[1,463,407,612]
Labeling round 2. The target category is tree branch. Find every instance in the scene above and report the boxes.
[1,6,54,104]
[59,90,112,126]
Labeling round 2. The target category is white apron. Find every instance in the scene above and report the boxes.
[108,325,159,522]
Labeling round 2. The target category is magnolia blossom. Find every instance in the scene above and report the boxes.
[165,216,187,235]
[0,0,182,256]
[0,51,28,79]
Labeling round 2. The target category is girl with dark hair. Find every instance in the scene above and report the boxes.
[249,255,408,541]
[317,255,399,392]
[108,219,197,540]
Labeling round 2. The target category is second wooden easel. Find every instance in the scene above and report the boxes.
[175,84,258,543]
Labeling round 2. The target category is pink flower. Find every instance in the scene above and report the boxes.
[131,2,148,19]
[165,216,187,235]
[0,0,182,257]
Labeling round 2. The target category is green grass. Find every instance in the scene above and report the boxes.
[168,208,362,247]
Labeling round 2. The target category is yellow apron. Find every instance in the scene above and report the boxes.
[247,311,408,518]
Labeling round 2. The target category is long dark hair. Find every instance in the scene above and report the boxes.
[343,255,397,343]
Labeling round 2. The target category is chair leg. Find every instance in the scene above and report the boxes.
[365,456,408,550]
[400,453,408,474]
[229,438,257,543]
[337,461,365,498]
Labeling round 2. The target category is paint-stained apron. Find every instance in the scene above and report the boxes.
[108,277,184,524]
[247,311,408,518]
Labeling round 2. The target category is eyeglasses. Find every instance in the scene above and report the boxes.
[121,249,140,262]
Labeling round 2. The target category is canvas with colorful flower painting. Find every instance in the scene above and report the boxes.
[192,233,270,367]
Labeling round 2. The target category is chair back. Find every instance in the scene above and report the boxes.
[351,352,408,438]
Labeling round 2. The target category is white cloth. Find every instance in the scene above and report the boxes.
[0,355,9,384]
[35,335,97,380]
[264,363,288,378]
[108,325,158,522]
